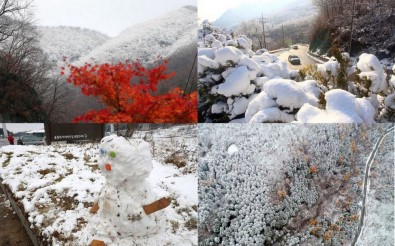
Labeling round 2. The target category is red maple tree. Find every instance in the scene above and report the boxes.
[61,60,197,123]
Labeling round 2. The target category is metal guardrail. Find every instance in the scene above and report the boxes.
[307,51,330,63]
[268,48,286,54]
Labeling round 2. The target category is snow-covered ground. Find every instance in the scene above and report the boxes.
[0,125,197,246]
[198,124,393,245]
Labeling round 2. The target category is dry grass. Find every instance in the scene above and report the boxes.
[277,190,287,199]
[170,220,179,233]
[2,152,13,167]
[185,217,197,230]
[164,152,187,168]
[62,153,74,160]
[309,165,318,174]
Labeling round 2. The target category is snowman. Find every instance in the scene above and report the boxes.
[95,135,166,237]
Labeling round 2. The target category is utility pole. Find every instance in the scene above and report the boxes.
[281,24,285,48]
[2,123,8,138]
[348,0,356,54]
[259,13,268,49]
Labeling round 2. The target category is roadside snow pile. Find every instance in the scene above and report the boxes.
[0,125,197,246]
[199,124,389,245]
[296,89,375,123]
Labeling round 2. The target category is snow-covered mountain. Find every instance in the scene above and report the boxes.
[77,6,197,65]
[38,6,197,66]
[213,0,315,28]
[38,26,110,63]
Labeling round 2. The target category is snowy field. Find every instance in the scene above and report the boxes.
[198,124,393,245]
[0,125,197,246]
[198,21,395,123]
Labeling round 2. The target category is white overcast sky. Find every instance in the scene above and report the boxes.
[1,123,44,133]
[198,0,291,22]
[198,0,256,21]
[33,0,197,36]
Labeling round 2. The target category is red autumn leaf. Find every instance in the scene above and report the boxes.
[63,60,197,123]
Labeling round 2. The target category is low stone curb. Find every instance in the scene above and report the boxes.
[0,179,42,246]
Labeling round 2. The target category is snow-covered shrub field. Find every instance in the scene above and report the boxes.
[0,125,197,246]
[198,21,395,123]
[198,124,394,245]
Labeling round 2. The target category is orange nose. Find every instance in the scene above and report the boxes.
[105,163,112,171]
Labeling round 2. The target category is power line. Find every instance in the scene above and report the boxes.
[282,24,285,48]
[259,13,268,49]
[348,0,357,54]
[183,52,197,95]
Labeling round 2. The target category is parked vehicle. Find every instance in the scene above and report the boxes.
[291,45,298,49]
[288,55,301,65]
[17,135,45,145]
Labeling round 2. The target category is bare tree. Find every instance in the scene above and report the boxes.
[237,19,265,50]
[0,0,32,43]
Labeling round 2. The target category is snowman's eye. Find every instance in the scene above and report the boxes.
[109,151,116,158]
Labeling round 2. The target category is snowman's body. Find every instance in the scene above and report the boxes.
[97,135,164,237]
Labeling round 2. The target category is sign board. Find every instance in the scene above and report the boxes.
[44,123,104,145]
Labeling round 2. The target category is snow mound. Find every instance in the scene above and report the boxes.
[357,53,387,93]
[317,58,339,77]
[245,79,320,123]
[215,66,256,97]
[296,89,375,123]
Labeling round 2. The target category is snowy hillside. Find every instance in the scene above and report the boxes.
[38,26,109,64]
[77,6,197,65]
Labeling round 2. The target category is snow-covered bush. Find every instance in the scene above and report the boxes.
[300,51,394,123]
[198,21,320,123]
[246,79,320,123]
[199,21,394,123]
[356,53,388,94]
[296,89,375,123]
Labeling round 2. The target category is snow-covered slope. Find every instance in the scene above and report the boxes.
[38,26,110,63]
[77,6,197,65]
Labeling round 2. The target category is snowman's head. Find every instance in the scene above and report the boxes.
[98,135,153,186]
